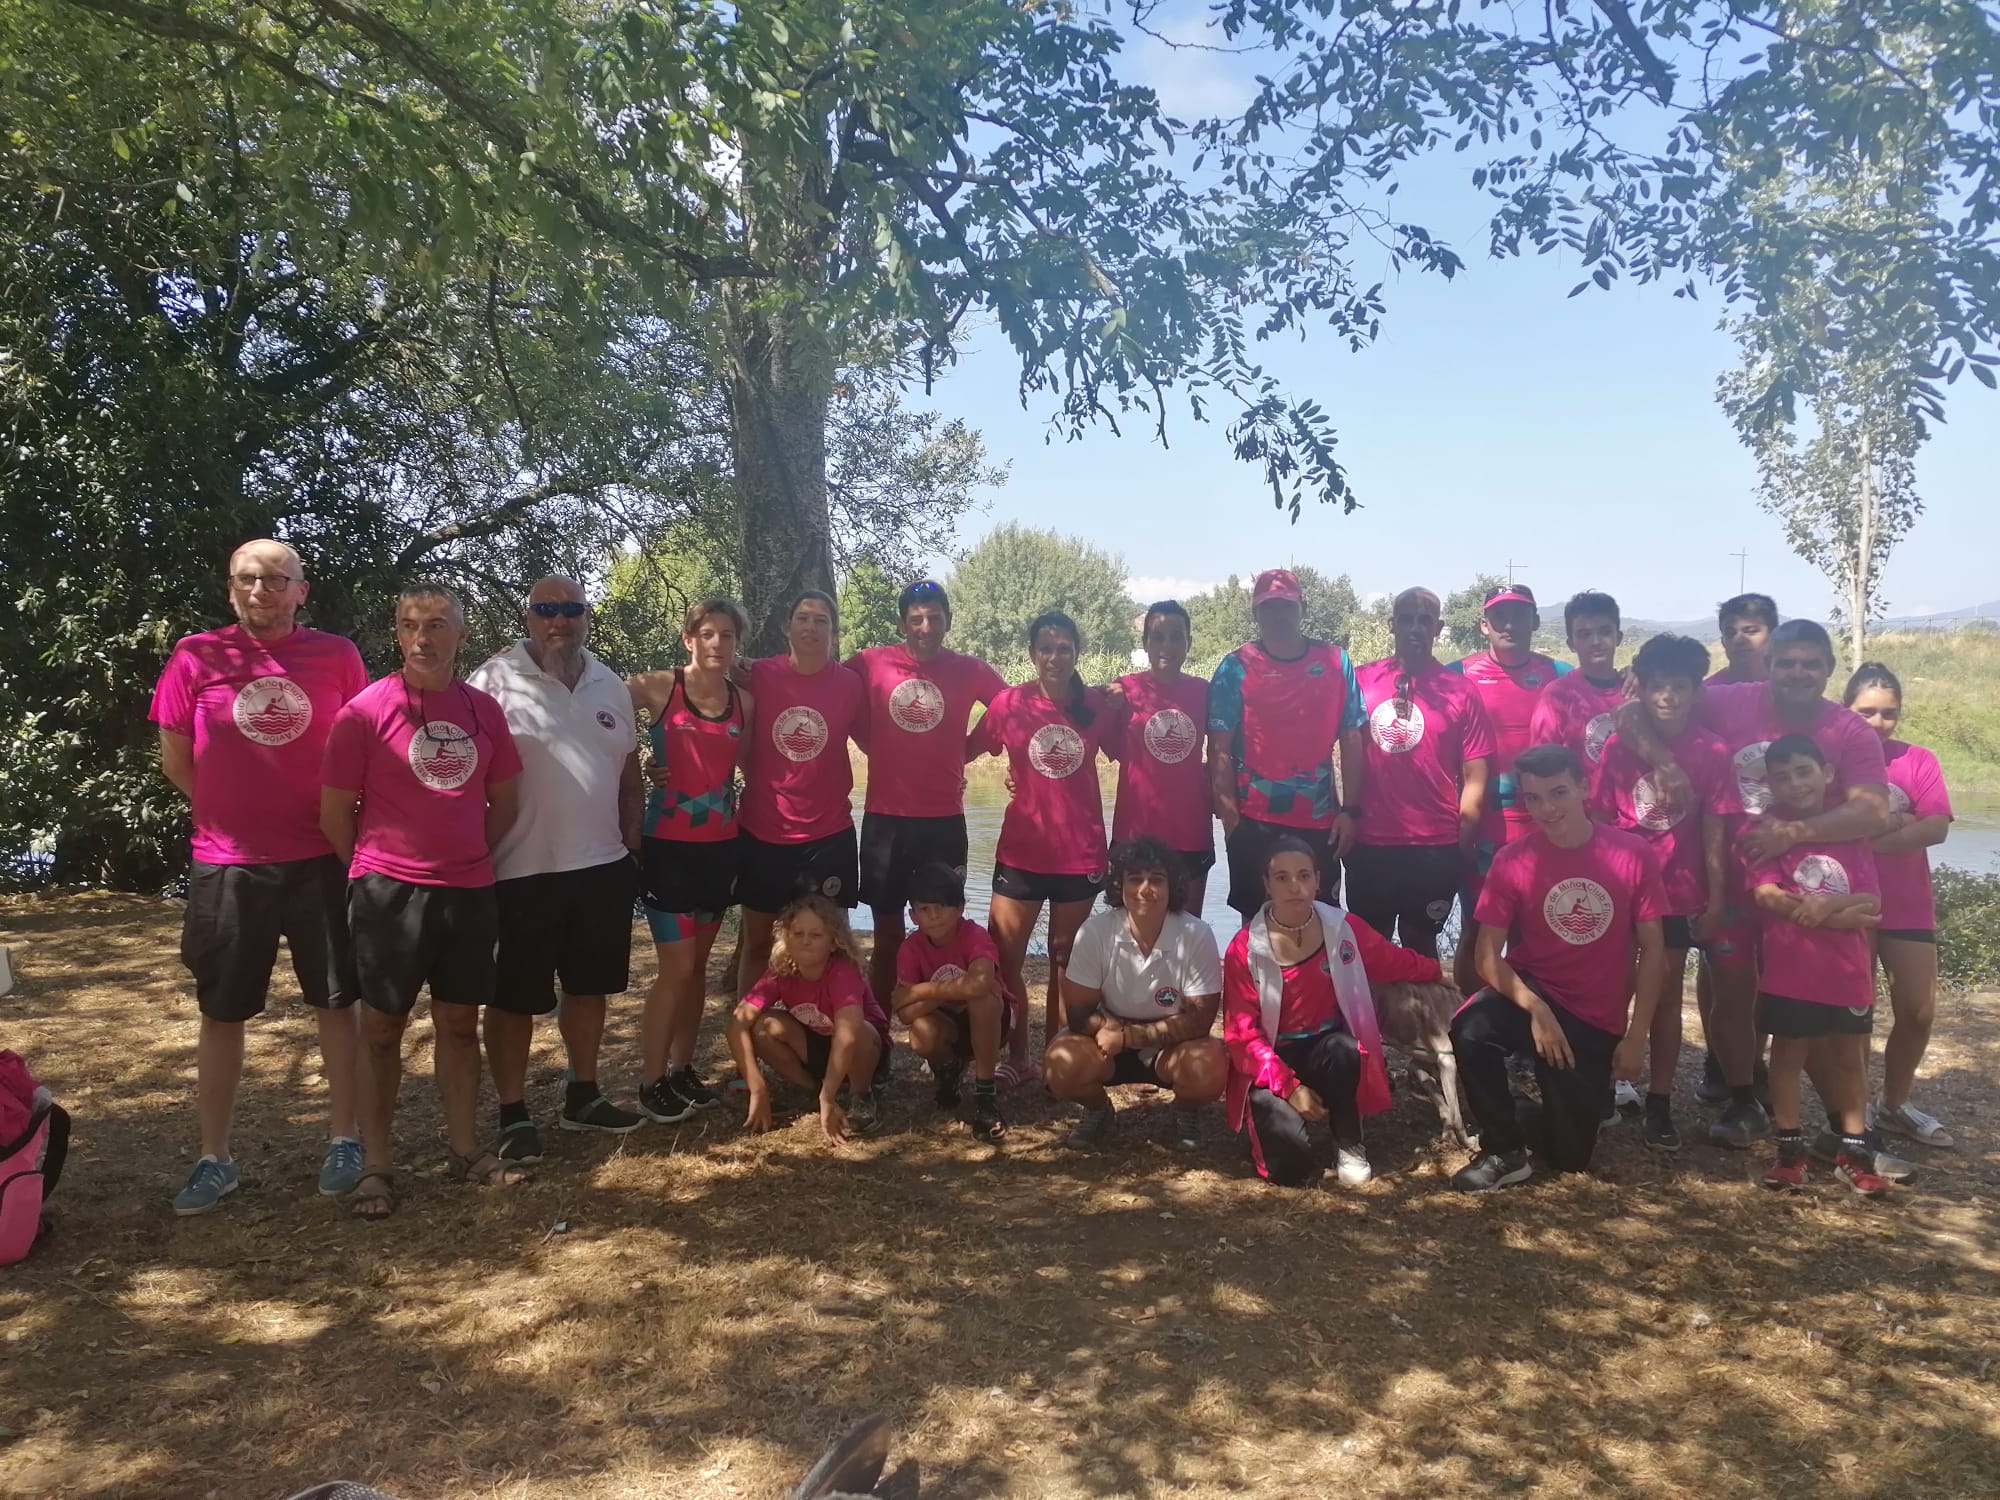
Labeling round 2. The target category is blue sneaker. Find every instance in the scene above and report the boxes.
[172,1156,240,1216]
[318,1137,365,1196]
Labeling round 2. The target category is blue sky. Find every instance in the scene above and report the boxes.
[916,12,2000,625]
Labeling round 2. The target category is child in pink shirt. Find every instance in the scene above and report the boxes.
[1747,734,1889,1197]
[892,863,1011,1143]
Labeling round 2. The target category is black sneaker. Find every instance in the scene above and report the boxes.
[932,1055,965,1110]
[669,1065,720,1111]
[1451,1148,1532,1193]
[971,1089,1006,1143]
[1642,1110,1682,1153]
[1694,1051,1729,1105]
[497,1118,544,1164]
[1173,1107,1202,1152]
[560,1091,646,1134]
[1707,1097,1772,1149]
[638,1075,695,1124]
[1067,1105,1114,1149]
[848,1089,880,1134]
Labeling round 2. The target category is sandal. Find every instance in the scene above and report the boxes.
[351,1169,395,1220]
[449,1149,530,1187]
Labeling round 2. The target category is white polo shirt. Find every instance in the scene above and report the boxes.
[467,644,635,881]
[1066,908,1223,1022]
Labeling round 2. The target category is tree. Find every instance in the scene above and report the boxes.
[827,375,1005,582]
[1183,578,1254,661]
[1443,575,1511,656]
[837,560,903,654]
[945,525,1134,664]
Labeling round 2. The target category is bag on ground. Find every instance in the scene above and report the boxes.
[0,1048,68,1265]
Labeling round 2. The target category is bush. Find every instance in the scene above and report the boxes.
[1934,865,2000,992]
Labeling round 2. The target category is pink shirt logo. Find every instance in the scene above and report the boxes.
[930,963,968,984]
[1631,773,1683,832]
[789,1001,830,1031]
[1369,697,1425,753]
[1028,723,1086,778]
[1141,708,1198,764]
[1584,712,1616,764]
[1888,782,1912,815]
[887,677,945,732]
[1543,877,1614,946]
[232,676,313,747]
[770,705,829,762]
[1795,853,1851,895]
[1734,740,1773,814]
[408,722,480,790]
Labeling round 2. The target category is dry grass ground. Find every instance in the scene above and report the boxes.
[2,892,1997,1500]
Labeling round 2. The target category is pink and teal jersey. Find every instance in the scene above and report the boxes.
[1527,671,1627,771]
[1747,838,1880,1008]
[643,672,742,843]
[1878,741,1951,930]
[1447,650,1571,843]
[1206,640,1364,830]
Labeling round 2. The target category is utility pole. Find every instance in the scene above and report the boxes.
[1730,549,1748,594]
[1505,558,1525,584]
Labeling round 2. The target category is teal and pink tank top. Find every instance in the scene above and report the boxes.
[643,669,742,844]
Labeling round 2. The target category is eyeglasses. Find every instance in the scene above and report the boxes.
[529,601,589,619]
[230,572,301,591]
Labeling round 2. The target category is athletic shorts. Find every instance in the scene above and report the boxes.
[934,998,1014,1058]
[641,834,737,928]
[492,856,639,1015]
[858,813,968,910]
[992,862,1102,906]
[1661,915,1694,951]
[180,855,355,1022]
[735,826,860,914]
[1756,991,1875,1038]
[1172,847,1218,881]
[1877,928,1936,944]
[1342,842,1461,949]
[769,1018,883,1082]
[348,873,497,1016]
[1226,817,1339,918]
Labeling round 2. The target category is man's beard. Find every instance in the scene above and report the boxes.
[539,639,584,678]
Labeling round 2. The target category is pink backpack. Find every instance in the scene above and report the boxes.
[0,1050,67,1265]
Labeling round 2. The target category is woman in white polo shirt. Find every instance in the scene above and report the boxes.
[1045,837,1227,1151]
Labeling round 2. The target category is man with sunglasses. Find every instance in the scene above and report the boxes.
[467,577,646,1164]
[1446,584,1571,992]
[151,539,369,1215]
[1344,587,1496,958]
[321,584,523,1219]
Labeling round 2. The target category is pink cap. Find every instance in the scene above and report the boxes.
[1482,586,1537,610]
[1252,569,1303,608]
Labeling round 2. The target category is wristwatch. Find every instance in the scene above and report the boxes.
[1340,804,1364,819]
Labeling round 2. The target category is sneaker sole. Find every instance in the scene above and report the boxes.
[1760,1176,1806,1192]
[1643,1135,1683,1153]
[638,1100,696,1124]
[318,1177,363,1197]
[559,1116,646,1135]
[1836,1171,1892,1197]
[1456,1164,1532,1193]
[1878,1120,1953,1148]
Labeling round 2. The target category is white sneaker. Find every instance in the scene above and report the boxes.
[1335,1144,1373,1187]
[1613,1080,1643,1120]
[0,945,13,997]
[1871,1098,1953,1148]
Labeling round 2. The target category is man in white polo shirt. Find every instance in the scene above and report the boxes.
[467,575,646,1161]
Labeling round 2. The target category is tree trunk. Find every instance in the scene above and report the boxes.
[1850,428,1874,670]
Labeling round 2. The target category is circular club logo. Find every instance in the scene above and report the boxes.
[1734,741,1773,815]
[1425,898,1454,923]
[1369,697,1426,754]
[1584,712,1616,764]
[1795,853,1851,895]
[408,722,479,790]
[771,705,829,762]
[1152,985,1182,1010]
[595,709,618,731]
[1632,773,1683,832]
[1542,877,1614,946]
[1027,723,1086,779]
[1338,939,1357,966]
[232,676,312,747]
[930,964,968,985]
[1142,708,1198,764]
[1888,782,1913,815]
[887,677,945,733]
[789,1002,829,1032]
[819,875,845,899]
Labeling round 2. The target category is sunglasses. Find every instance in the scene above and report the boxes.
[529,601,588,619]
[1484,586,1536,604]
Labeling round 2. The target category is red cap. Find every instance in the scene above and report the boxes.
[1252,569,1303,608]
[1482,586,1537,611]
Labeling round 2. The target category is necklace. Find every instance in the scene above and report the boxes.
[1267,906,1318,938]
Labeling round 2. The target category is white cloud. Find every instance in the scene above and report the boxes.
[1127,13,1262,122]
[1128,575,1220,601]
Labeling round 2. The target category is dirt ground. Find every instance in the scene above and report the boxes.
[1,892,1997,1500]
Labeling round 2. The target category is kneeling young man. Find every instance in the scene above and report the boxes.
[1047,838,1227,1151]
[1450,745,1667,1191]
[892,863,1009,1143]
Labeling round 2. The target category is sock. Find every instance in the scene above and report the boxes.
[1776,1128,1805,1156]
[973,1077,997,1099]
[1730,1084,1756,1107]
[565,1078,601,1110]
[498,1100,531,1130]
[1840,1132,1871,1158]
[1645,1091,1672,1117]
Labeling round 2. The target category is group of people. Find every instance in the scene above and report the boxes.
[150,545,1956,1218]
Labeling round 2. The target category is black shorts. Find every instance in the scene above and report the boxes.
[1225,817,1339,918]
[492,857,639,1015]
[1341,842,1460,948]
[991,862,1102,906]
[348,873,498,1016]
[858,813,968,910]
[736,826,860,914]
[1756,991,1875,1038]
[1661,915,1694,951]
[180,855,356,1022]
[1877,928,1936,944]
[640,834,739,920]
[1173,847,1218,881]
[935,998,1014,1058]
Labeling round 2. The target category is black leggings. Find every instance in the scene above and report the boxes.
[1450,986,1619,1172]
[1246,1028,1362,1188]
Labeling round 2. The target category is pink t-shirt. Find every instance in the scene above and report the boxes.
[1748,838,1881,1007]
[967,684,1108,876]
[742,954,888,1035]
[895,917,1019,1022]
[321,674,523,887]
[1104,671,1212,852]
[1878,741,1951,930]
[1353,657,1498,846]
[1696,684,1888,817]
[847,645,1006,818]
[1473,824,1668,1035]
[1590,725,1739,916]
[1448,651,1571,843]
[1528,672,1627,769]
[739,657,863,843]
[149,625,369,865]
